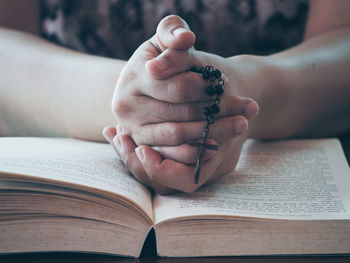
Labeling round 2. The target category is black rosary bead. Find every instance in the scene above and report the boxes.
[213,69,222,79]
[215,85,224,95]
[191,66,203,73]
[205,86,216,96]
[203,106,212,116]
[188,65,224,184]
[211,104,220,114]
[205,66,214,71]
[202,70,211,80]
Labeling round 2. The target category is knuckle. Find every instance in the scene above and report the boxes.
[169,70,202,103]
[167,81,182,102]
[154,122,184,145]
[132,129,145,146]
[112,98,131,117]
[121,69,138,85]
[182,103,198,120]
[166,123,185,145]
[116,69,138,92]
[160,49,176,66]
[167,74,188,102]
[135,127,154,146]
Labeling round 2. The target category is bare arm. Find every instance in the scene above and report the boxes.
[0,28,122,141]
[0,1,123,141]
[247,0,350,138]
[108,2,350,193]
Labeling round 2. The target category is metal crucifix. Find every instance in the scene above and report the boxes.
[188,126,218,184]
[188,65,224,184]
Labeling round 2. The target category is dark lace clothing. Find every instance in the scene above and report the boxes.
[41,0,309,60]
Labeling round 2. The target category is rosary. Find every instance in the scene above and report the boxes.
[188,66,224,184]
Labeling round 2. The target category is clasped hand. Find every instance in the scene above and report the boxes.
[103,15,259,194]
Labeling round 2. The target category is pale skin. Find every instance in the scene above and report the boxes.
[105,0,350,193]
[0,19,254,195]
[1,0,350,194]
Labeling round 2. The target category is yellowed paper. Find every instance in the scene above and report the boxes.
[0,137,153,220]
[154,139,350,223]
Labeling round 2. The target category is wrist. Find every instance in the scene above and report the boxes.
[63,56,122,141]
[227,54,285,139]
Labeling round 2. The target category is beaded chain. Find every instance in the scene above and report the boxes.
[188,66,224,184]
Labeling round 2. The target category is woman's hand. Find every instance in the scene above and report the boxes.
[108,46,264,193]
[104,123,250,194]
[108,15,262,193]
[112,15,256,148]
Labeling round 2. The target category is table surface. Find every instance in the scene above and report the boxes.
[2,134,350,263]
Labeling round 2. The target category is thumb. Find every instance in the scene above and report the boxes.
[155,15,196,51]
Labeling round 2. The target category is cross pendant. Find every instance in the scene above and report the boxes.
[188,131,218,184]
[187,65,224,184]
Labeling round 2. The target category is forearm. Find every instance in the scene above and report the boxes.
[0,28,124,141]
[246,27,350,139]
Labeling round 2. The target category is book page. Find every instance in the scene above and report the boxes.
[0,137,152,220]
[154,139,350,223]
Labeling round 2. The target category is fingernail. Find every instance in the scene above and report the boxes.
[244,101,259,119]
[173,27,188,38]
[113,135,122,151]
[135,146,145,163]
[234,118,248,134]
[102,128,111,143]
[116,125,122,135]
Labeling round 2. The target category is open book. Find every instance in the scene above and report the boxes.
[1,137,350,257]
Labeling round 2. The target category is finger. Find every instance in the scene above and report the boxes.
[138,70,208,102]
[102,126,121,158]
[133,96,258,123]
[135,145,201,193]
[136,144,220,192]
[114,134,174,195]
[155,15,195,51]
[139,15,195,71]
[146,48,217,80]
[145,48,196,79]
[146,48,228,81]
[133,15,195,62]
[133,115,248,146]
[138,68,229,103]
[153,138,218,165]
[102,126,117,143]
